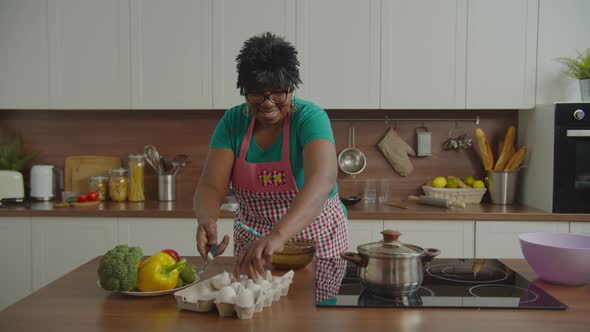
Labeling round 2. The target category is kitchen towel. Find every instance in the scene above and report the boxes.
[377,128,415,177]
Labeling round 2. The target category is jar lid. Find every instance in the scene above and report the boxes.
[110,168,128,175]
[89,175,108,181]
[357,230,424,258]
[128,154,144,160]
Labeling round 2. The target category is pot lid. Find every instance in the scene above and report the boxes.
[357,230,424,258]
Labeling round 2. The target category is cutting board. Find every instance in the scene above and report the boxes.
[65,156,122,193]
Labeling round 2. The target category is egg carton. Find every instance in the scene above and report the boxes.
[174,270,294,320]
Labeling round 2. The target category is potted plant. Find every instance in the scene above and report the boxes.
[556,49,590,101]
[0,129,38,172]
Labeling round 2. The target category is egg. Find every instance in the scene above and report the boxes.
[215,285,237,304]
[246,282,262,300]
[211,271,232,290]
[236,287,255,308]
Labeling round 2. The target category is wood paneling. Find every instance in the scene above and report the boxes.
[0,109,516,202]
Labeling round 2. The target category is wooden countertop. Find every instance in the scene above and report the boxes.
[0,257,588,332]
[1,199,589,221]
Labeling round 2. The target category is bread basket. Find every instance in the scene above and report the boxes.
[421,186,486,204]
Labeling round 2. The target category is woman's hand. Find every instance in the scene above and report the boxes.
[196,221,230,259]
[234,232,285,278]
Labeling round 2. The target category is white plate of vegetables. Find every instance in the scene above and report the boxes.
[97,245,199,297]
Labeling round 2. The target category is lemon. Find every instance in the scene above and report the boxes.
[432,177,447,188]
[463,176,475,187]
[446,177,459,188]
[472,180,485,189]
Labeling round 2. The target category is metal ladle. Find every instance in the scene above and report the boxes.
[337,123,367,175]
[169,154,191,176]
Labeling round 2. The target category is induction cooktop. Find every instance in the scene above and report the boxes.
[318,258,568,310]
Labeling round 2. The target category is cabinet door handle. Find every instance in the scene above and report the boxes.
[566,129,590,137]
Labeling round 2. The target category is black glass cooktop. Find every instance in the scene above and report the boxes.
[317,259,567,310]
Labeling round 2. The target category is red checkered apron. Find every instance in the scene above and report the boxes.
[231,112,348,302]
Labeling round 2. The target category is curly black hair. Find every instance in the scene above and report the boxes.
[236,32,302,95]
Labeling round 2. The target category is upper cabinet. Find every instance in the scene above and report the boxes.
[466,0,538,109]
[296,0,380,109]
[130,0,213,109]
[0,0,545,110]
[48,0,130,109]
[0,0,49,109]
[381,0,467,109]
[212,0,296,110]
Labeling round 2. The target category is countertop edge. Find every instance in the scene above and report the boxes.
[2,201,590,221]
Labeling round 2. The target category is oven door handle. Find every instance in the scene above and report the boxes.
[567,129,590,137]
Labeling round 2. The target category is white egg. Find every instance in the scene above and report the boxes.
[215,285,237,304]
[236,287,255,308]
[246,282,262,300]
[256,278,271,289]
[211,271,232,290]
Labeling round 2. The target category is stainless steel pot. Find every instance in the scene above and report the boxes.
[341,230,440,295]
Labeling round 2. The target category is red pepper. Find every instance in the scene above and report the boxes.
[161,249,180,263]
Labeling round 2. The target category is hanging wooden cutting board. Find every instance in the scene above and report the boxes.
[65,156,122,193]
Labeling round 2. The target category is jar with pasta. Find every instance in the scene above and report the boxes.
[109,168,128,202]
[127,154,145,202]
[88,175,108,201]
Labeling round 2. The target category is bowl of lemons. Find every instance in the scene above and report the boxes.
[422,176,487,204]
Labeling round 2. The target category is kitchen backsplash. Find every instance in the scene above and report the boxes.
[0,109,517,203]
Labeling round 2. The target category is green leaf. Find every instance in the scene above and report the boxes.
[556,49,590,80]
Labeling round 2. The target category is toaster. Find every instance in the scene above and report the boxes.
[0,170,25,203]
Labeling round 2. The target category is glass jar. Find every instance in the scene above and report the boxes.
[127,154,145,202]
[109,168,128,202]
[88,175,108,201]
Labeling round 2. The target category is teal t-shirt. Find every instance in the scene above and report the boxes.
[210,97,340,199]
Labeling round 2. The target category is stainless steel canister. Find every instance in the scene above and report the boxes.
[158,174,176,201]
[486,170,518,204]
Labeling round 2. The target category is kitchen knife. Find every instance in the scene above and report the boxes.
[408,195,466,208]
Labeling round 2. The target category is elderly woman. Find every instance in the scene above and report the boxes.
[194,32,348,294]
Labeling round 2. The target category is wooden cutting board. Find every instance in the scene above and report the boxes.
[65,156,122,193]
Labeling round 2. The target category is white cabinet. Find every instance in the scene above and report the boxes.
[535,0,590,104]
[48,0,130,108]
[383,220,475,258]
[130,0,213,109]
[118,218,235,257]
[570,222,590,235]
[0,217,32,311]
[381,0,467,109]
[296,0,380,109]
[212,0,296,109]
[466,0,538,109]
[0,0,49,109]
[347,219,383,251]
[31,217,118,291]
[475,221,569,258]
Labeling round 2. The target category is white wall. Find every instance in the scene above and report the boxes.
[535,0,590,103]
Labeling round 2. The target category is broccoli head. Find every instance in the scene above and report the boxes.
[98,245,143,291]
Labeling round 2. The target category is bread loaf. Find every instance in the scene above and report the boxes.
[494,126,516,171]
[504,146,527,171]
[475,128,494,171]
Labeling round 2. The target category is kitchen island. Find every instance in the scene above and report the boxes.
[0,257,588,332]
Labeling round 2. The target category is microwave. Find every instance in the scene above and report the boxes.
[519,102,590,213]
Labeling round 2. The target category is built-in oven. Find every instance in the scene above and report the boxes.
[553,103,590,213]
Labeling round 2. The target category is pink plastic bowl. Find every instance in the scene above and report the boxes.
[519,232,590,286]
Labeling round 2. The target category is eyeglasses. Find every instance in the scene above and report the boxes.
[245,90,290,105]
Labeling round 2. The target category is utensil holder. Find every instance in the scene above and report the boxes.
[158,174,176,201]
[486,171,518,204]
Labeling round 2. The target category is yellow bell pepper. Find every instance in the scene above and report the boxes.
[137,252,186,292]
